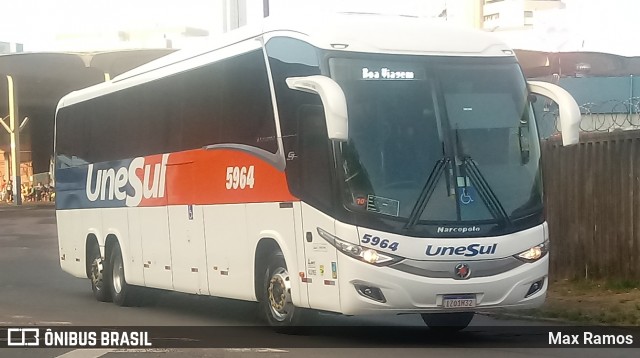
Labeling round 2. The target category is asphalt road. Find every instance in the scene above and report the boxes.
[0,204,637,357]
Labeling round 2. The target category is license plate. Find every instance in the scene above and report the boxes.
[442,294,476,309]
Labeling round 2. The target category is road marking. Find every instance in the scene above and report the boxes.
[55,349,114,358]
[225,348,289,353]
[53,348,171,357]
[2,319,72,325]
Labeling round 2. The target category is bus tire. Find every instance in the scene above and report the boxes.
[88,242,111,302]
[421,312,474,331]
[108,243,134,306]
[260,252,313,330]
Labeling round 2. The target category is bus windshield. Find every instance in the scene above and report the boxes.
[329,56,542,231]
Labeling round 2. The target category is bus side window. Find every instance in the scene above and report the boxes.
[220,50,278,153]
[266,37,323,197]
[297,105,333,210]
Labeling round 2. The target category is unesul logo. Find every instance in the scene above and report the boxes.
[425,243,498,257]
[85,154,168,207]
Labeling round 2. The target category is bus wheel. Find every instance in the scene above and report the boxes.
[109,243,133,306]
[421,312,474,331]
[261,253,310,329]
[89,243,111,302]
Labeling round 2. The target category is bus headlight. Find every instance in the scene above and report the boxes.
[514,240,549,263]
[316,227,403,266]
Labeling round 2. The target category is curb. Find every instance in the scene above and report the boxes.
[0,202,55,210]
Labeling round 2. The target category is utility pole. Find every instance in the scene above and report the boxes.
[0,75,28,205]
[263,0,269,17]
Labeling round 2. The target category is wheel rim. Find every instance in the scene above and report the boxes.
[267,267,292,322]
[112,256,123,294]
[90,257,103,289]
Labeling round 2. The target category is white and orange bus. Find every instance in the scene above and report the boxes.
[55,13,580,330]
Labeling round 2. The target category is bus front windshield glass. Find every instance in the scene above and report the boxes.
[329,56,542,230]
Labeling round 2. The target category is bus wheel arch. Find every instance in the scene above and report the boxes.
[104,234,119,273]
[255,238,313,329]
[104,235,133,306]
[85,234,100,279]
[86,234,111,302]
[254,238,281,303]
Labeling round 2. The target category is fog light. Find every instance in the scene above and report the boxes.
[354,284,386,303]
[525,278,545,298]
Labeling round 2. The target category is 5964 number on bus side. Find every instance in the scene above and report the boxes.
[225,166,255,190]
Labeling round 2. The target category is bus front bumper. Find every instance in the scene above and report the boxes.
[336,254,548,316]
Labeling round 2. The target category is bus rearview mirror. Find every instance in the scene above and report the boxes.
[286,75,348,142]
[527,81,581,146]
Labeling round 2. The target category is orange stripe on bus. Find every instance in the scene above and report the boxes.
[161,148,297,205]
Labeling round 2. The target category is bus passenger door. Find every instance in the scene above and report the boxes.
[297,105,341,312]
[301,203,341,312]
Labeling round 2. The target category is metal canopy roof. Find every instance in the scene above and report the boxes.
[0,49,174,173]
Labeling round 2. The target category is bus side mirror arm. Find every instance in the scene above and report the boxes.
[286,75,348,142]
[528,81,581,146]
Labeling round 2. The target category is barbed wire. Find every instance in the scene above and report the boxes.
[538,97,640,137]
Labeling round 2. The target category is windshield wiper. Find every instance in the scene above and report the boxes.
[404,158,450,230]
[453,128,511,226]
[462,157,512,226]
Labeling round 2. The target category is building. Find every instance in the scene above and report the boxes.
[440,0,485,29]
[483,0,565,31]
[51,26,210,52]
[0,41,23,54]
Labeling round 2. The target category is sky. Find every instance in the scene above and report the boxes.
[0,0,221,50]
[534,0,640,55]
[0,0,444,51]
[0,0,639,55]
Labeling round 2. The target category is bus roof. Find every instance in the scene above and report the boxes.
[57,12,513,110]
